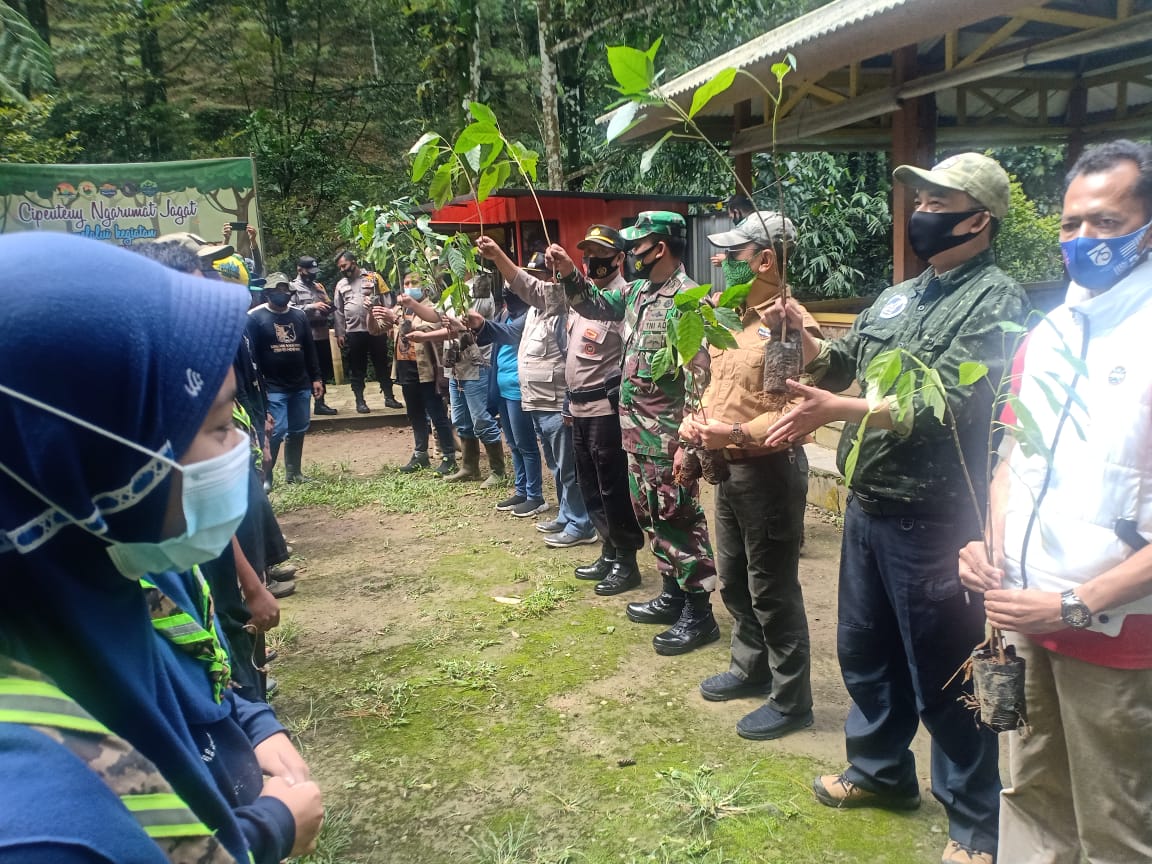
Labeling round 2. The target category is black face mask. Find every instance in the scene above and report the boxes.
[907,209,986,260]
[267,291,292,308]
[624,245,659,282]
[584,256,618,280]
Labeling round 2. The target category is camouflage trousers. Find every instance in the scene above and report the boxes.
[626,453,717,592]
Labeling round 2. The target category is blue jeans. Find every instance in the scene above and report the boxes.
[450,374,501,443]
[266,389,311,445]
[531,410,592,537]
[500,397,541,500]
[838,496,1001,852]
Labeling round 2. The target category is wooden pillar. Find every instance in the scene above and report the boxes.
[1065,78,1087,170]
[733,99,753,198]
[890,46,937,283]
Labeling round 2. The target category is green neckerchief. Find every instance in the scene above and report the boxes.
[140,565,232,703]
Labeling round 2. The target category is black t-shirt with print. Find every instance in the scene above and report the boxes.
[246,305,320,393]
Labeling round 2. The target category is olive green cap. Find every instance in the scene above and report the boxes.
[893,153,1011,219]
[620,210,687,242]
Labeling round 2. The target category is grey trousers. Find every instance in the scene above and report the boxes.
[714,447,812,715]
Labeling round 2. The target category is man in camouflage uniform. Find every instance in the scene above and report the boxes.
[556,210,719,655]
[763,154,1031,864]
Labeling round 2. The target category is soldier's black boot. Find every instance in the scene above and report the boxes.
[383,380,403,410]
[595,554,641,596]
[575,552,615,581]
[314,396,338,416]
[626,575,685,625]
[652,591,721,656]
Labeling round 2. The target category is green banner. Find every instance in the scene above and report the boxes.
[0,157,261,252]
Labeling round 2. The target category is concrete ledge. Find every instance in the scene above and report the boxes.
[804,444,846,514]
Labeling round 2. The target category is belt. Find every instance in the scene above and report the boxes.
[568,376,621,405]
[852,492,950,518]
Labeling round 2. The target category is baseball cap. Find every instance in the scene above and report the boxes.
[708,211,796,249]
[297,256,318,270]
[155,232,233,264]
[211,253,251,286]
[577,224,625,253]
[620,211,687,242]
[893,153,1011,219]
[524,252,549,273]
[264,271,291,289]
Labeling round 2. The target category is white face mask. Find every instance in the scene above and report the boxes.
[105,433,250,578]
[0,381,250,578]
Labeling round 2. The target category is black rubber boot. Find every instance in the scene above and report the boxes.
[626,575,686,625]
[353,384,370,414]
[595,556,642,596]
[652,591,721,656]
[284,435,310,484]
[575,555,616,581]
[399,451,430,473]
[264,438,281,492]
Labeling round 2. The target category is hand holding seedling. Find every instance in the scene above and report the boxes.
[760,295,805,334]
[475,236,501,260]
[764,381,851,448]
[958,540,1004,593]
[687,418,732,450]
[546,244,575,278]
[983,588,1064,634]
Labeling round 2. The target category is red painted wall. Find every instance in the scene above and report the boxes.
[431,195,694,266]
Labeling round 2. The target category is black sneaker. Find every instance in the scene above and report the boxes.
[433,457,457,476]
[699,671,773,702]
[496,494,526,511]
[512,498,548,517]
[399,452,430,474]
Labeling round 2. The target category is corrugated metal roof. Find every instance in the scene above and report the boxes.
[659,0,918,100]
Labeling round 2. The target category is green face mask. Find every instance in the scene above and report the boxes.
[722,256,755,287]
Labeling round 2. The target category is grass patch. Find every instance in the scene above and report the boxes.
[338,673,413,728]
[266,615,303,654]
[290,807,357,864]
[470,821,577,864]
[435,658,501,691]
[270,464,467,515]
[658,763,784,837]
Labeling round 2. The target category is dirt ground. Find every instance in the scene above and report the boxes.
[269,425,950,863]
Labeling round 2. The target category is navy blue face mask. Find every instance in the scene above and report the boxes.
[1061,219,1152,291]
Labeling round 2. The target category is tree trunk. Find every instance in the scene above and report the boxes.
[466,0,480,105]
[136,1,167,159]
[23,0,49,44]
[535,0,563,189]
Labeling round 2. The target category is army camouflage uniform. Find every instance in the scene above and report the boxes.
[561,264,716,593]
[810,246,1030,855]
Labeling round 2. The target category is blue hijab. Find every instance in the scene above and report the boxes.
[0,234,254,860]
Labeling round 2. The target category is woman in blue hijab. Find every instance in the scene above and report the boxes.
[0,234,321,863]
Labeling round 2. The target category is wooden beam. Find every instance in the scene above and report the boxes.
[956,17,1028,69]
[849,62,859,97]
[945,31,957,70]
[733,100,753,194]
[1014,5,1116,31]
[891,45,935,283]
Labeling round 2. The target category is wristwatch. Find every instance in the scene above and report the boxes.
[1060,589,1093,629]
[728,422,748,446]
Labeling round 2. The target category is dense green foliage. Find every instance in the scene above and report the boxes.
[1,2,1067,292]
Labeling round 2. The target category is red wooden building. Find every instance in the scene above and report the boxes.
[428,189,719,274]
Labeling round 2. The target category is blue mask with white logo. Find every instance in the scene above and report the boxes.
[1060,219,1152,291]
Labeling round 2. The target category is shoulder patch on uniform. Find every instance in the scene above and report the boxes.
[878,294,909,319]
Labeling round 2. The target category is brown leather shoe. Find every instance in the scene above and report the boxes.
[941,840,994,864]
[812,773,920,810]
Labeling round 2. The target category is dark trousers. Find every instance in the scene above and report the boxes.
[572,412,643,558]
[402,381,455,457]
[313,332,334,383]
[838,495,1001,852]
[345,330,394,397]
[715,448,811,715]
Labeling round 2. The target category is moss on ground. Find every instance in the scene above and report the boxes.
[273,466,944,864]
